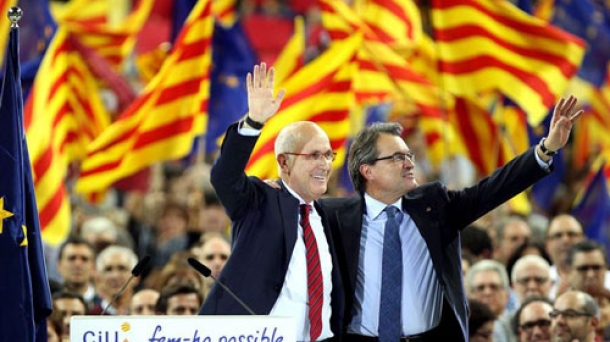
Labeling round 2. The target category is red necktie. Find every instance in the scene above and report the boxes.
[300,204,323,342]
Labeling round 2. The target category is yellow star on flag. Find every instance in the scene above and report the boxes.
[0,197,15,234]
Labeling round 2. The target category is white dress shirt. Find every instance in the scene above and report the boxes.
[348,194,443,336]
[269,184,334,342]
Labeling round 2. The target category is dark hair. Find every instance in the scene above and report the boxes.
[348,122,403,192]
[506,241,552,285]
[155,283,203,314]
[468,299,496,337]
[461,225,493,259]
[57,236,96,261]
[512,295,553,333]
[566,239,608,266]
[52,290,88,312]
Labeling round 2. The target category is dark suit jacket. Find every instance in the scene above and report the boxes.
[321,147,550,342]
[200,123,345,338]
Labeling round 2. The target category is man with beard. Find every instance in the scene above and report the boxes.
[550,291,599,342]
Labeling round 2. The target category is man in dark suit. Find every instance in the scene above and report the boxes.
[200,62,344,342]
[321,96,583,342]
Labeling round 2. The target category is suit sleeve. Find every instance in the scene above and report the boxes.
[210,123,263,221]
[445,147,551,229]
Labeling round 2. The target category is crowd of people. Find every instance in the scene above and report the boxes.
[44,62,606,342]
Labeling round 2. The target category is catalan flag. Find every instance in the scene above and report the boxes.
[0,18,53,340]
[245,33,361,179]
[273,16,305,88]
[358,0,422,49]
[76,0,214,195]
[25,27,110,245]
[431,0,585,125]
[56,0,154,69]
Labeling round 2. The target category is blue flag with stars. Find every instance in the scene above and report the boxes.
[0,14,52,342]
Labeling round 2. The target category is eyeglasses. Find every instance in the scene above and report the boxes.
[520,319,551,332]
[515,276,549,286]
[547,231,582,240]
[575,264,605,273]
[471,283,504,293]
[283,151,337,162]
[549,309,593,319]
[370,152,415,164]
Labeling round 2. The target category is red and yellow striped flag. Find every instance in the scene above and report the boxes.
[25,28,111,245]
[245,33,361,179]
[56,0,154,69]
[357,0,421,49]
[75,0,214,195]
[431,0,585,125]
[214,0,238,27]
[273,16,306,88]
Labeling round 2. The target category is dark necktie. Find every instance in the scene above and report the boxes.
[379,206,402,342]
[300,204,323,342]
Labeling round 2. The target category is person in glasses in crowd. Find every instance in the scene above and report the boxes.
[199,63,345,342]
[515,296,553,342]
[550,290,600,342]
[566,240,608,296]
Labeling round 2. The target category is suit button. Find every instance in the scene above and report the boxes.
[274,285,281,292]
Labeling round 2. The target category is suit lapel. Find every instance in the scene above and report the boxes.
[277,181,300,271]
[336,197,365,293]
[402,191,445,280]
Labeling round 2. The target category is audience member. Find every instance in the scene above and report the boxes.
[55,237,98,306]
[88,246,139,315]
[156,284,203,315]
[514,296,553,342]
[468,299,496,342]
[550,290,599,342]
[53,291,87,341]
[129,289,160,315]
[566,239,608,295]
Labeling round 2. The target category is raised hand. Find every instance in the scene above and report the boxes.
[544,95,584,151]
[246,62,286,125]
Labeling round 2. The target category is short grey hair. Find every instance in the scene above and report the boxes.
[466,259,510,293]
[348,122,403,192]
[511,254,550,283]
[96,245,138,273]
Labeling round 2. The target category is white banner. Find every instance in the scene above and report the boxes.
[70,316,296,342]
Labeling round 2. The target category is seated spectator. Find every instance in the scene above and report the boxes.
[566,240,608,296]
[129,289,160,315]
[514,296,553,342]
[469,299,496,342]
[550,290,600,342]
[155,284,203,315]
[461,225,494,262]
[53,291,87,341]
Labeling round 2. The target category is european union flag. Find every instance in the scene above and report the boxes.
[572,164,610,262]
[552,0,610,87]
[205,21,258,154]
[0,13,53,341]
[16,0,55,98]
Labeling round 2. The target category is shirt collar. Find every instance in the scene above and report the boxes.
[283,182,309,206]
[364,193,402,220]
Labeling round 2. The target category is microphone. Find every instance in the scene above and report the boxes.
[101,255,151,315]
[187,257,256,315]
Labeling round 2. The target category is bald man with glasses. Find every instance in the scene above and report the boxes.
[515,296,553,342]
[550,291,599,342]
